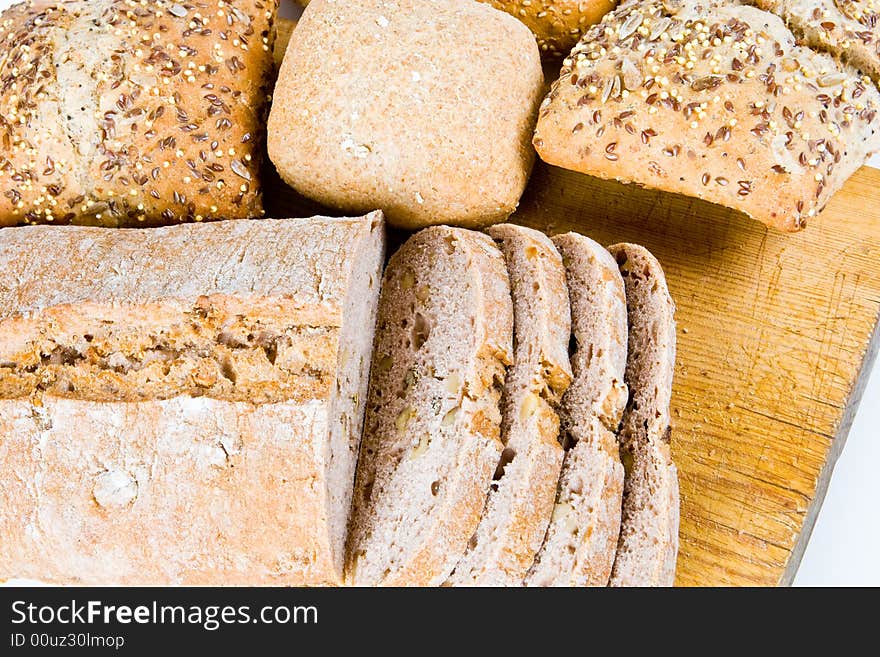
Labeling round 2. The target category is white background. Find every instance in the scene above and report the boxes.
[0,0,876,586]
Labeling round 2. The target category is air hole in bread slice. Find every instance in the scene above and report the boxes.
[263,342,278,365]
[412,312,430,350]
[220,358,237,384]
[493,447,517,480]
[218,331,247,349]
[620,448,634,477]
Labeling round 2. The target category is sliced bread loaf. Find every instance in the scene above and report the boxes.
[526,233,628,587]
[0,213,385,585]
[607,243,679,587]
[446,224,572,586]
[347,226,514,586]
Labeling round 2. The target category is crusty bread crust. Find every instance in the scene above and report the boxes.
[526,233,627,587]
[0,214,386,585]
[348,226,513,586]
[446,224,572,586]
[0,0,277,227]
[607,243,679,587]
[534,0,880,231]
[268,0,544,230]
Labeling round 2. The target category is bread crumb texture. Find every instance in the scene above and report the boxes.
[0,0,277,226]
[525,234,627,587]
[534,0,880,231]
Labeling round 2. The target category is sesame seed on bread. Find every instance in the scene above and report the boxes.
[534,0,880,231]
[483,0,618,57]
[0,0,277,227]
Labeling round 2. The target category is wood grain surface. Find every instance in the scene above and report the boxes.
[270,18,880,586]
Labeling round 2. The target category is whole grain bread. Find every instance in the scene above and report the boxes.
[0,213,385,585]
[446,224,572,587]
[0,0,276,227]
[347,226,513,586]
[607,243,679,587]
[483,0,618,57]
[746,0,880,85]
[525,233,628,587]
[267,0,544,230]
[533,0,880,231]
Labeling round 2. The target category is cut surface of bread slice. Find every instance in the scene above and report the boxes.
[446,224,572,587]
[534,0,880,231]
[607,243,679,587]
[347,226,513,586]
[525,233,628,587]
[746,0,880,85]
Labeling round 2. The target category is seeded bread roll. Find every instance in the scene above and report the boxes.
[0,213,385,585]
[534,0,880,231]
[268,0,544,230]
[483,0,618,57]
[525,233,628,587]
[348,227,513,586]
[745,0,880,85]
[446,224,572,587]
[607,243,679,588]
[0,0,276,227]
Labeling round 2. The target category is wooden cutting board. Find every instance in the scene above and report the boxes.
[270,19,880,586]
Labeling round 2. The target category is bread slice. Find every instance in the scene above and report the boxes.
[607,243,679,587]
[533,0,880,231]
[0,213,385,585]
[525,233,628,587]
[746,0,880,85]
[446,224,572,586]
[347,226,513,586]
